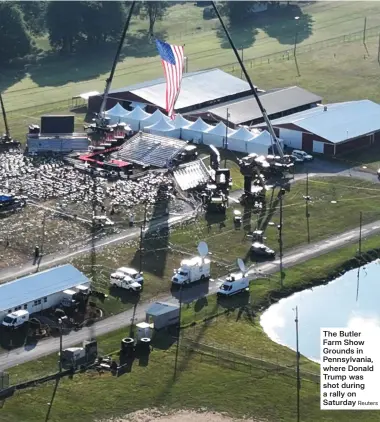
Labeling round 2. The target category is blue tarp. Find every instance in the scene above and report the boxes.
[0,195,12,203]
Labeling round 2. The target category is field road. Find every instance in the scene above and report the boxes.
[1,217,379,372]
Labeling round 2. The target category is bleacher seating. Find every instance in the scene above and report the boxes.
[173,160,210,191]
[113,132,187,168]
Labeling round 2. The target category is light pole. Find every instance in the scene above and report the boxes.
[294,16,300,56]
[294,16,300,77]
[58,318,63,372]
[294,306,301,422]
[225,108,230,168]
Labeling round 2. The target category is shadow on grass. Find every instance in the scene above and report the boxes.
[216,4,313,50]
[258,4,313,46]
[26,30,166,89]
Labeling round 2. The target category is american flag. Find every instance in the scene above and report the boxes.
[155,39,185,119]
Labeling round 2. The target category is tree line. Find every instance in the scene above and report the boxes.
[0,1,169,65]
[0,1,286,66]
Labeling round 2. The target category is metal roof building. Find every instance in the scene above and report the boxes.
[0,264,89,314]
[87,69,254,114]
[187,86,322,127]
[255,100,380,155]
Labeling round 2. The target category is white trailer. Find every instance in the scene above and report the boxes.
[172,256,211,285]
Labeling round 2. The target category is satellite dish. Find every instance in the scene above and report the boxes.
[198,241,209,257]
[237,258,246,274]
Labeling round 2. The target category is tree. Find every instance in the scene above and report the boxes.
[17,2,47,36]
[0,3,32,64]
[141,1,169,35]
[46,1,83,53]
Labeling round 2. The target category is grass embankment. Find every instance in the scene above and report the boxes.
[72,176,380,316]
[3,233,380,422]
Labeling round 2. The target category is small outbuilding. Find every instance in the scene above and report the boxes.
[146,302,180,330]
[255,100,380,155]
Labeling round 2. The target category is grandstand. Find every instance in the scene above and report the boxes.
[173,160,210,191]
[113,132,187,168]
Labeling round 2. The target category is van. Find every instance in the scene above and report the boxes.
[2,310,30,328]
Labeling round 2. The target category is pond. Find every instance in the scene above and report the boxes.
[260,259,380,362]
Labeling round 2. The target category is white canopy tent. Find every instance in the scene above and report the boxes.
[144,117,181,138]
[246,130,276,154]
[227,126,255,153]
[124,106,151,131]
[104,103,130,124]
[140,109,170,129]
[171,114,191,139]
[181,118,212,143]
[129,101,147,110]
[203,121,236,148]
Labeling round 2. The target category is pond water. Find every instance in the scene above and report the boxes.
[260,259,380,363]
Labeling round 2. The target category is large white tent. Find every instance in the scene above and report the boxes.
[104,103,130,124]
[140,109,170,129]
[227,126,255,153]
[203,121,236,148]
[144,117,181,138]
[182,118,212,143]
[124,106,151,131]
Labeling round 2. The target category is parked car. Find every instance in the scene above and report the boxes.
[292,150,313,162]
[251,242,275,259]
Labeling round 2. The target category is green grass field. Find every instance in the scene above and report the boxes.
[69,176,380,318]
[2,1,380,133]
[3,232,380,422]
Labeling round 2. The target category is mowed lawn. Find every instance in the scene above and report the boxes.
[2,1,380,115]
[3,234,380,422]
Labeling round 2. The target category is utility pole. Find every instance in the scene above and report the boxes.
[378,33,380,63]
[58,318,63,372]
[295,306,301,422]
[359,211,363,256]
[278,190,284,287]
[305,171,310,244]
[240,46,244,79]
[139,225,144,273]
[40,211,47,255]
[363,17,367,45]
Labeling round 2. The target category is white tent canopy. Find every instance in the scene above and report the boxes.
[172,114,192,129]
[124,106,151,131]
[227,126,255,153]
[140,109,170,129]
[203,121,235,148]
[246,130,274,154]
[144,117,181,138]
[104,102,130,124]
[182,118,212,143]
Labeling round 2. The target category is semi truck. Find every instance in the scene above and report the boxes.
[172,256,211,286]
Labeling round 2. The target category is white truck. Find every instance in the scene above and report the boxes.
[110,267,143,292]
[61,284,91,308]
[172,256,211,286]
[2,310,30,328]
[217,273,249,297]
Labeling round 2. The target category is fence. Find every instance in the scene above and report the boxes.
[222,24,380,72]
[180,335,320,384]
